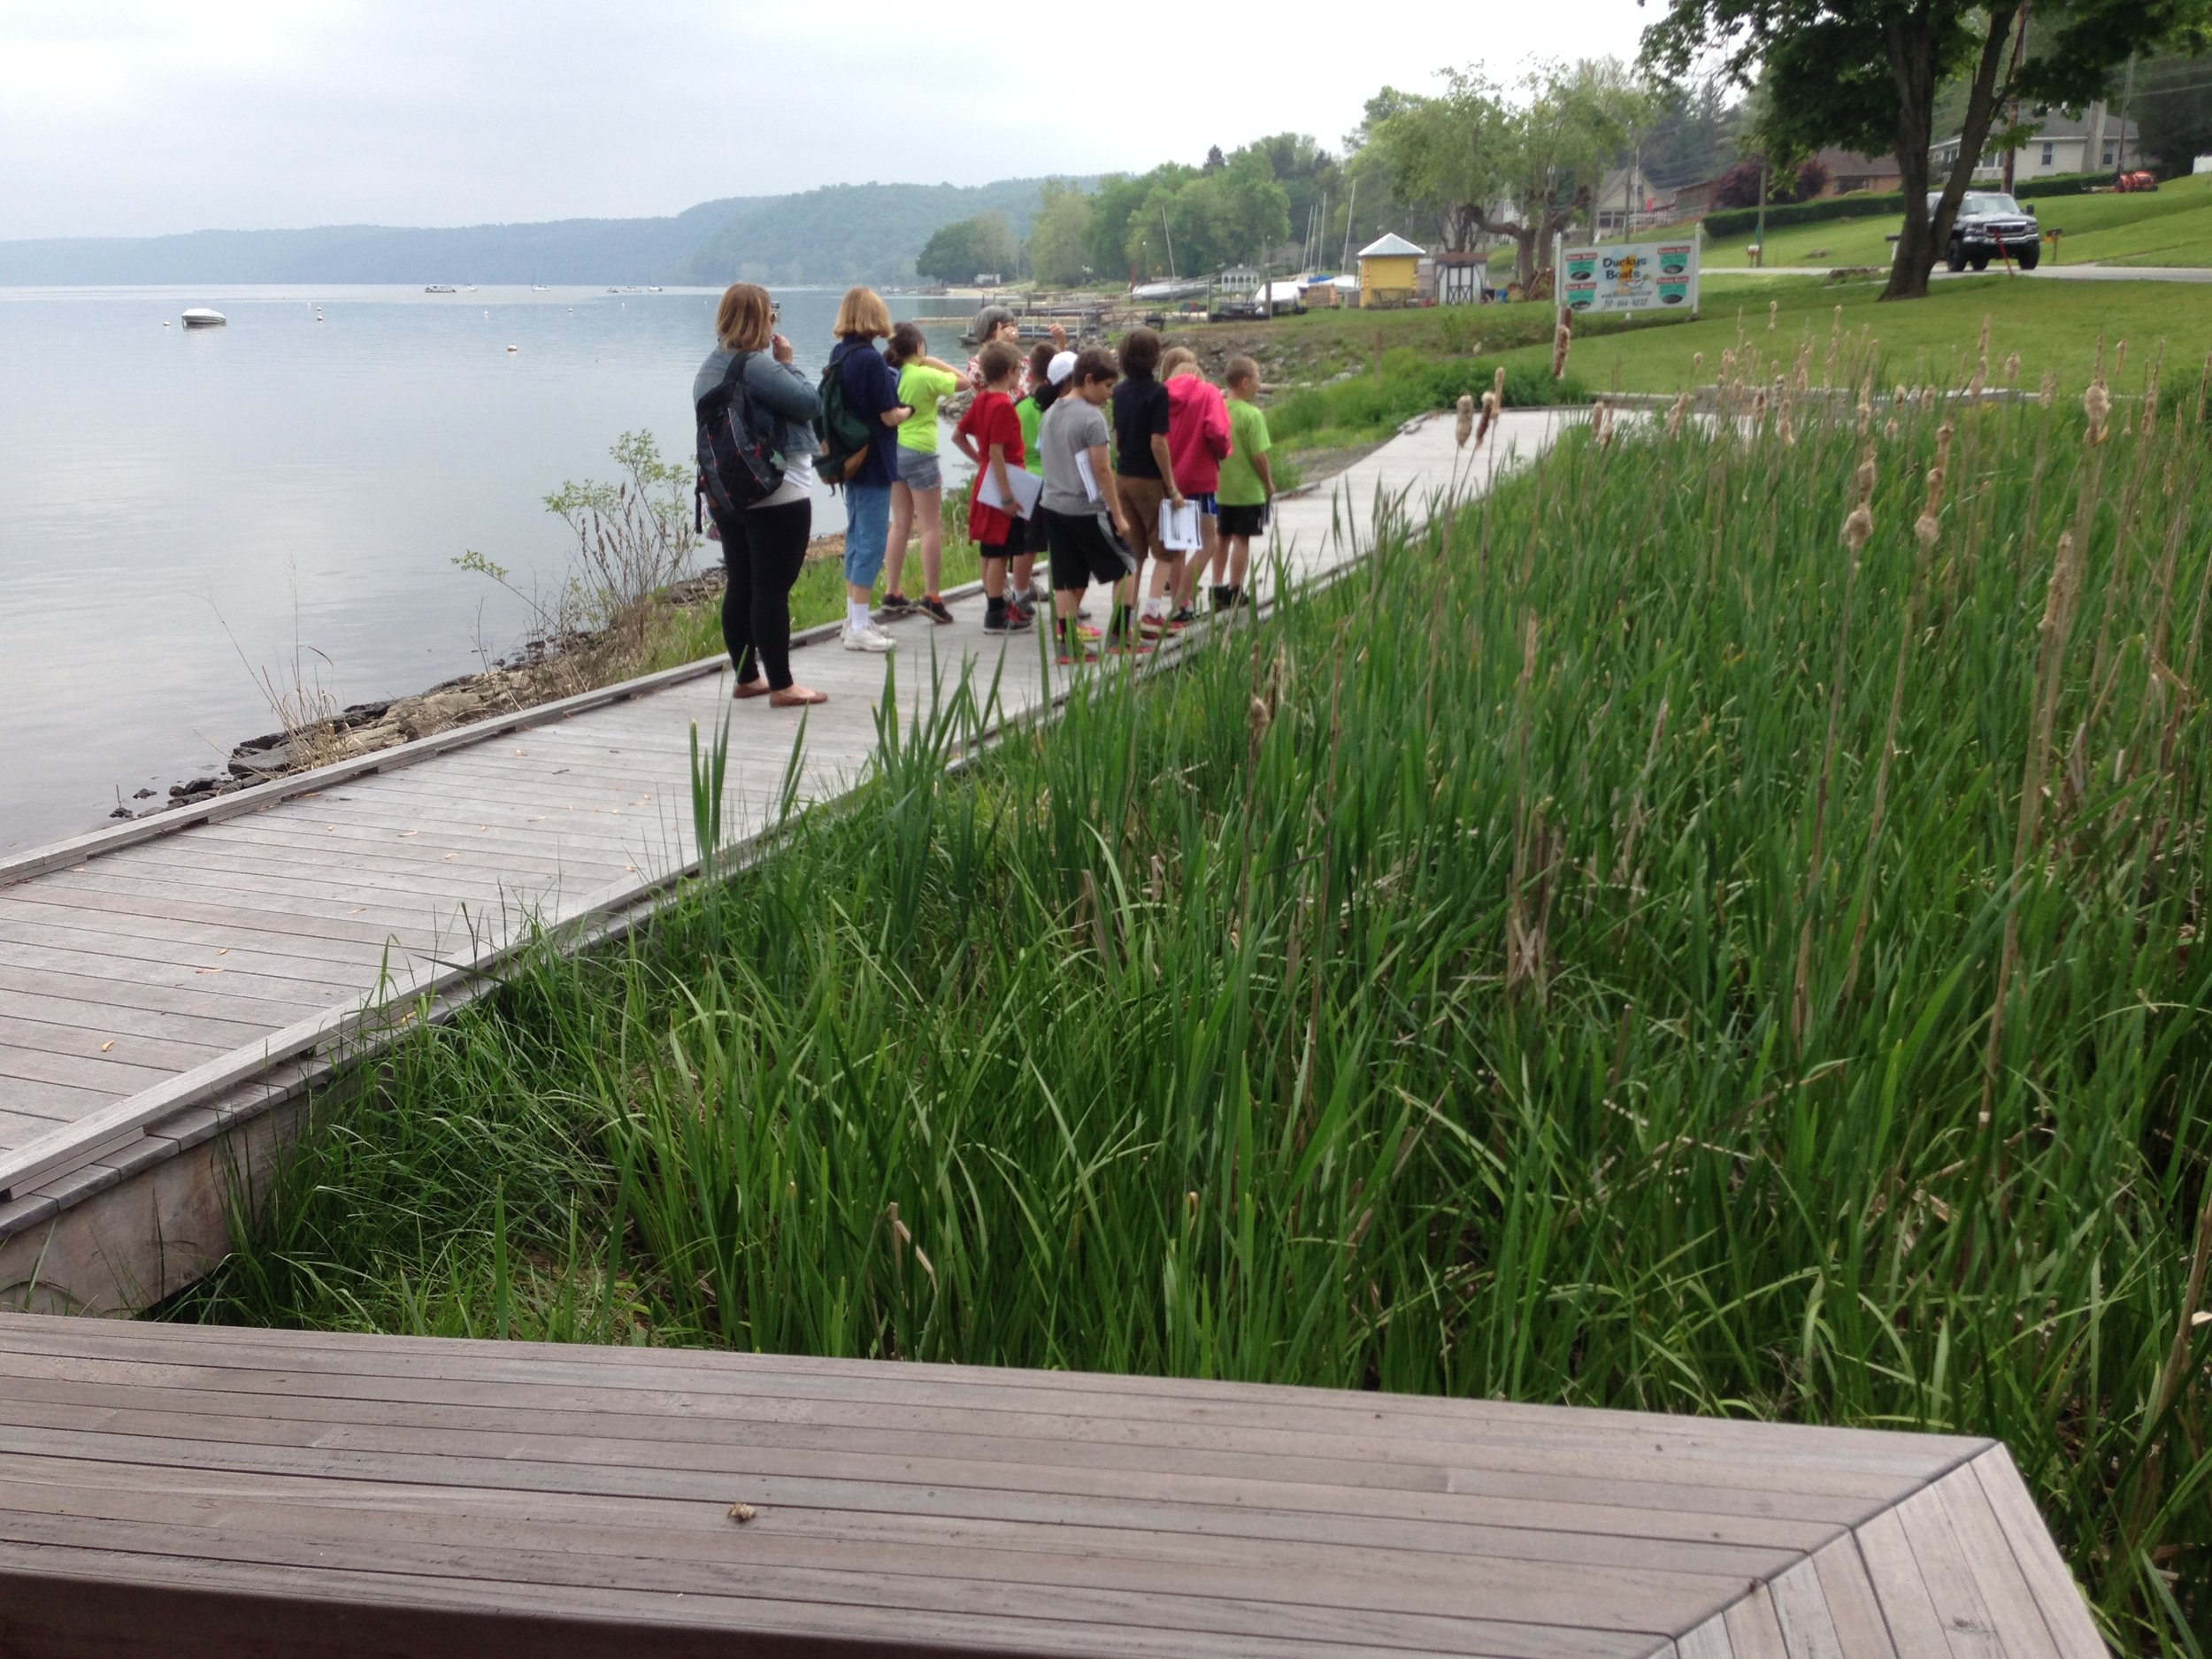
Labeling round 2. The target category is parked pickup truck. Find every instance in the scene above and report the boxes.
[1932,191,2042,271]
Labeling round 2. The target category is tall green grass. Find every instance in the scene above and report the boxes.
[178,355,2212,1648]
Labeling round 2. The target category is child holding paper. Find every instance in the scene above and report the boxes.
[1153,346,1231,630]
[952,340,1034,633]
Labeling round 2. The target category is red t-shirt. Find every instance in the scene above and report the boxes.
[956,390,1026,547]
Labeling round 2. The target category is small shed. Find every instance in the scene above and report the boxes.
[1356,234,1425,308]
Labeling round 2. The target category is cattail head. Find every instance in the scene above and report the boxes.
[2083,378,2111,447]
[1768,299,1778,332]
[1882,416,1899,442]
[1914,427,1952,549]
[2004,351,2021,386]
[1919,384,1938,412]
[2039,368,2058,405]
[1551,311,1572,380]
[1693,350,1706,375]
[1855,373,1874,435]
[1751,385,1769,425]
[1665,389,1690,439]
[1455,393,1475,448]
[1591,398,1614,448]
[1778,396,1796,448]
[1476,389,1499,445]
[1841,503,1873,553]
[1854,443,1878,507]
[1493,365,1507,400]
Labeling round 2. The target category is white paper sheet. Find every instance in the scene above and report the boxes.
[977,464,1044,518]
[1074,451,1102,503]
[1158,499,1202,553]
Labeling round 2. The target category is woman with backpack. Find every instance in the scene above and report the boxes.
[693,282,829,706]
[823,287,910,654]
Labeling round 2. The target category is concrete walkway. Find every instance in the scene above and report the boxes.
[0,410,1570,1311]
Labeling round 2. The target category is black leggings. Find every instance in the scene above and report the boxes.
[715,497,810,690]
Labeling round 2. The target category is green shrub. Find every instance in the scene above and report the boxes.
[1705,190,1906,240]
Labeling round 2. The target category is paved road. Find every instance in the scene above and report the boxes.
[1723,264,2212,284]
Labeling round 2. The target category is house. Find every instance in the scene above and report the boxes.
[1931,110,2142,184]
[1810,148,1904,196]
[1356,234,1425,308]
[1593,165,1663,234]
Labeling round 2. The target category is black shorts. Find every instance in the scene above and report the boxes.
[1042,508,1134,591]
[1217,502,1269,539]
[977,532,1019,563]
[1025,511,1050,556]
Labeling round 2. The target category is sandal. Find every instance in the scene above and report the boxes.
[733,679,772,700]
[768,686,829,708]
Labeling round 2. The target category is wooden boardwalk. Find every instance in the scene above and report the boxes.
[0,413,1560,1312]
[0,1312,2104,1657]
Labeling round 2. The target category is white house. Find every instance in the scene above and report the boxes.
[1931,110,2143,184]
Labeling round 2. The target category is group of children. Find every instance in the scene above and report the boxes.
[866,311,1276,664]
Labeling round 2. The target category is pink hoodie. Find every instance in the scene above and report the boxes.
[1165,374,1233,495]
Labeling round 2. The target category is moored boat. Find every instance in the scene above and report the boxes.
[180,308,227,328]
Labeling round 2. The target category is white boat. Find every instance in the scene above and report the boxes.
[180,308,227,328]
[425,284,457,294]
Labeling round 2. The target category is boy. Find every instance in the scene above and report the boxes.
[1109,327,1183,629]
[1212,356,1274,611]
[1011,342,1062,616]
[952,340,1033,634]
[1039,348,1146,664]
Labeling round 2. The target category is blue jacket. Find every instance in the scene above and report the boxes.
[831,336,902,489]
[693,346,820,468]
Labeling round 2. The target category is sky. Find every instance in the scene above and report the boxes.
[0,0,1654,241]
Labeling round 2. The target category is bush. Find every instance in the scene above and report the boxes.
[1704,189,1907,240]
[2016,171,2108,200]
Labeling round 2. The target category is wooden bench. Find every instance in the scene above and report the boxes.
[0,1314,2102,1657]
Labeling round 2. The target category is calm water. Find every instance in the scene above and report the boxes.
[0,285,965,853]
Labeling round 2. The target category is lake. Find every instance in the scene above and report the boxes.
[0,284,972,854]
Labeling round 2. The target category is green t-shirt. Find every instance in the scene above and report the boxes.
[1016,395,1045,473]
[896,363,958,453]
[1217,397,1273,506]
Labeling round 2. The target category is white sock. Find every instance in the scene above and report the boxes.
[847,599,872,630]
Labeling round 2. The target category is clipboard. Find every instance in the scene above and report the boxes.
[1158,498,1202,553]
[978,464,1043,518]
[1074,451,1102,503]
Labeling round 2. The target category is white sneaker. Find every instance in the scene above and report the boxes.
[841,622,896,653]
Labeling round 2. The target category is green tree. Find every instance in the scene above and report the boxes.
[1642,0,2212,300]
[1025,180,1095,288]
[1089,165,1201,280]
[1356,60,1655,284]
[913,211,1020,283]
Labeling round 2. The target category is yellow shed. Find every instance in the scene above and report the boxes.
[1357,234,1425,308]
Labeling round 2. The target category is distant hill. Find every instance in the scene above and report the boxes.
[0,178,1065,288]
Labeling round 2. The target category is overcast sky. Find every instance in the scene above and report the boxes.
[0,1,1655,242]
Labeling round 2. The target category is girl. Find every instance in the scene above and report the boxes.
[692,282,828,706]
[882,323,971,624]
[952,340,1032,633]
[826,286,911,654]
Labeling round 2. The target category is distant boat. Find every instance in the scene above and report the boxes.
[647,285,664,293]
[531,283,549,292]
[425,284,457,294]
[180,308,227,328]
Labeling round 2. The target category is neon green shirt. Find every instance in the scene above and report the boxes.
[1016,395,1044,474]
[896,363,958,453]
[1217,397,1273,506]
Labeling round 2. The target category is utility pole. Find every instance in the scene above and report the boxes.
[2116,52,2139,178]
[1754,156,1768,268]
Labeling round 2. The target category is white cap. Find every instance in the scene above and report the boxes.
[1047,349,1078,385]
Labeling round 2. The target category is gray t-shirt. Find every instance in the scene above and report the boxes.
[1040,396,1110,516]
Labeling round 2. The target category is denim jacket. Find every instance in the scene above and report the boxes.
[693,346,821,467]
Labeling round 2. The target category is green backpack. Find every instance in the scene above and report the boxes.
[813,349,876,488]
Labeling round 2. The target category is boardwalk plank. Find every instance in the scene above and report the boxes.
[1966,1451,2106,1659]
[0,1013,229,1073]
[1931,1463,2062,1659]
[1853,1507,1955,1659]
[1808,1535,1901,1659]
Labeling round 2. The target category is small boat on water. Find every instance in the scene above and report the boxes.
[425,284,457,294]
[180,308,227,328]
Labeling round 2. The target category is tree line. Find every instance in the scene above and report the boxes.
[918,0,2207,304]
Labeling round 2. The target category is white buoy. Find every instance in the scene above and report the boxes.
[506,344,518,353]
[162,320,171,327]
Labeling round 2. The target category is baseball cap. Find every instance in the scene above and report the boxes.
[1047,350,1078,386]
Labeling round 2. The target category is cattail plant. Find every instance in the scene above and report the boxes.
[1551,309,1572,380]
[1455,393,1476,449]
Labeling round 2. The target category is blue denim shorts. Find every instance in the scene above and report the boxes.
[896,447,943,493]
[842,481,892,588]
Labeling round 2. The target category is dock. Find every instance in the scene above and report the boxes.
[0,1311,2104,1656]
[0,413,1552,1317]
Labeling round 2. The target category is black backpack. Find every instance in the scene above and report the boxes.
[695,350,781,525]
[813,345,877,488]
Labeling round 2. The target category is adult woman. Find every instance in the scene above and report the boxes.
[693,282,828,706]
[826,287,907,652]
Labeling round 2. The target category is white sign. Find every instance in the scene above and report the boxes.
[1558,237,1700,316]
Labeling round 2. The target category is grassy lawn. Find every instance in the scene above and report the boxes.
[177,387,2212,1647]
[1497,272,2211,396]
[1697,170,2212,269]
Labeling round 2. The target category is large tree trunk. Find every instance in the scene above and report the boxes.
[1884,2,2022,301]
